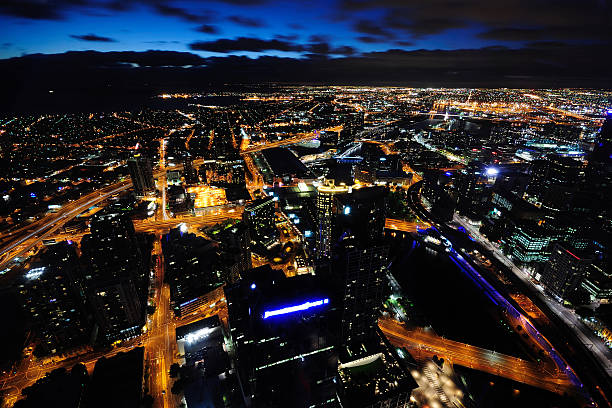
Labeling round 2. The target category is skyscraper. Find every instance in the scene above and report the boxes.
[332,186,389,346]
[315,179,349,259]
[127,154,155,197]
[224,266,338,407]
[243,196,277,247]
[81,212,146,341]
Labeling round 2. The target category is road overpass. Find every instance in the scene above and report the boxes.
[379,318,576,396]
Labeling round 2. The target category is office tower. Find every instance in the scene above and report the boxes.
[541,243,592,301]
[243,196,277,247]
[524,154,585,210]
[315,179,349,259]
[333,186,389,346]
[225,265,338,407]
[81,212,146,341]
[508,222,553,265]
[127,154,155,197]
[18,242,89,354]
[581,263,612,303]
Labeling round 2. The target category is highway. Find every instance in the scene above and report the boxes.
[240,132,317,154]
[379,318,575,396]
[0,180,133,271]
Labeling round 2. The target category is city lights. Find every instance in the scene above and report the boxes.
[185,327,214,344]
[25,267,45,280]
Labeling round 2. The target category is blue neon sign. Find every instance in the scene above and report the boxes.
[263,298,329,319]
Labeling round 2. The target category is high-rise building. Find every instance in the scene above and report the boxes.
[315,179,349,259]
[81,212,146,341]
[213,220,252,280]
[332,186,389,346]
[541,243,592,301]
[243,196,277,247]
[339,245,388,345]
[455,162,489,219]
[127,155,155,197]
[18,242,89,354]
[225,265,338,407]
[508,222,552,265]
[162,228,225,317]
[524,154,585,211]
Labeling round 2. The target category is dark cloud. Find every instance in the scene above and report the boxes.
[228,15,265,27]
[70,34,118,42]
[395,40,415,47]
[195,24,219,34]
[0,0,68,20]
[153,4,211,23]
[478,26,611,42]
[276,34,299,41]
[2,45,612,113]
[354,20,393,38]
[189,37,302,53]
[189,35,356,56]
[385,15,466,36]
[331,45,357,56]
[308,35,330,43]
[342,0,612,41]
[357,36,388,44]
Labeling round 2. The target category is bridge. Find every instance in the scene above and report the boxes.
[239,125,344,154]
[385,218,429,233]
[379,317,576,396]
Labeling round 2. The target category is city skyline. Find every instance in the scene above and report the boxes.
[2,2,612,408]
[1,0,612,113]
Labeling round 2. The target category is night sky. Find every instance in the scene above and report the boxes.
[0,0,611,110]
[1,0,610,58]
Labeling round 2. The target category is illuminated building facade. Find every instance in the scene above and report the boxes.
[315,179,349,259]
[541,243,592,301]
[127,155,155,197]
[508,222,552,264]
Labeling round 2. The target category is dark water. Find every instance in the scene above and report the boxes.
[392,243,527,358]
[390,239,579,408]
